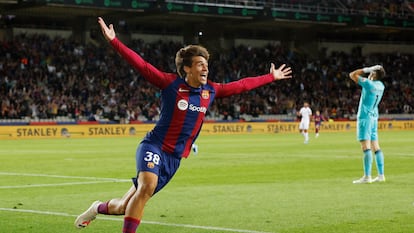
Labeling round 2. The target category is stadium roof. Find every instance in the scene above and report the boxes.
[0,0,413,42]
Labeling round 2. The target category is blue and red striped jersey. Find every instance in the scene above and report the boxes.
[110,38,275,158]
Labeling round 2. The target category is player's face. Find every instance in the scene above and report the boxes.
[185,56,209,87]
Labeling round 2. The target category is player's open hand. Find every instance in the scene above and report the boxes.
[98,17,116,42]
[270,63,292,81]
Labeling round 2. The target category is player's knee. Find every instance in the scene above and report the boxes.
[373,146,381,152]
[371,141,380,151]
[139,182,157,198]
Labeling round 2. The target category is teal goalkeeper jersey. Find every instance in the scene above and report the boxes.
[357,76,385,119]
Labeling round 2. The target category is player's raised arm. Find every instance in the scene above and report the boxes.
[349,68,365,83]
[349,65,382,83]
[97,17,175,89]
[98,17,116,41]
[270,63,292,81]
[213,63,293,98]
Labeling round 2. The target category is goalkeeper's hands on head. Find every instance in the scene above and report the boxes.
[362,65,382,73]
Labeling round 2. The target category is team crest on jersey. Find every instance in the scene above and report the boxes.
[147,162,155,169]
[201,90,209,99]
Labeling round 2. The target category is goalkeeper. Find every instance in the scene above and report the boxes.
[349,65,386,184]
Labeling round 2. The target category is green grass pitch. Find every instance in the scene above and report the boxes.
[0,131,413,233]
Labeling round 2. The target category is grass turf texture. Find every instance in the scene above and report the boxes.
[0,131,413,233]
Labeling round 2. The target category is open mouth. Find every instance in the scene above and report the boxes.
[200,74,208,81]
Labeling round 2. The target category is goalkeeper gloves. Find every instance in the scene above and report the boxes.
[362,65,382,73]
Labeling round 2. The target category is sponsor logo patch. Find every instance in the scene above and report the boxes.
[178,88,190,92]
[147,162,155,169]
[189,104,207,113]
[177,99,189,111]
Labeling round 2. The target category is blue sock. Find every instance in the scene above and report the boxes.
[363,149,372,177]
[375,150,384,175]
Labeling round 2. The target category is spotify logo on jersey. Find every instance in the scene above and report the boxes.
[177,99,189,111]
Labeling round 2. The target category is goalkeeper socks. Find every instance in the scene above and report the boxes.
[363,149,373,176]
[375,150,384,175]
[97,201,109,215]
[123,217,141,233]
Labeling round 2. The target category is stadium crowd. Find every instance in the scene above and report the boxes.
[0,33,413,123]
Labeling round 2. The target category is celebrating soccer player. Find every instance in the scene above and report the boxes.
[74,17,292,232]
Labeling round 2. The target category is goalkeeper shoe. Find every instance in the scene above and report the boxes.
[372,175,386,183]
[352,176,372,184]
[74,201,101,229]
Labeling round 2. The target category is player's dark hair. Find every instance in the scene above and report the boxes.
[175,45,209,78]
[374,67,386,80]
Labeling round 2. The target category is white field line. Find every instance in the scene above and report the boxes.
[0,208,273,233]
[0,172,130,181]
[0,180,129,189]
[0,172,130,189]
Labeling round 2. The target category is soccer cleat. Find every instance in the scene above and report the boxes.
[74,201,101,229]
[352,176,372,184]
[304,140,309,144]
[315,133,319,138]
[372,175,386,183]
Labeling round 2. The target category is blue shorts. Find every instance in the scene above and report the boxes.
[357,118,378,141]
[133,142,181,195]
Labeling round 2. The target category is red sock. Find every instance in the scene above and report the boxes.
[122,217,141,233]
[97,201,109,214]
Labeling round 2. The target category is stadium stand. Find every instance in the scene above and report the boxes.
[0,0,413,124]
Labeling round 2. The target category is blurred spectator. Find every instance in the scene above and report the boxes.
[0,33,413,123]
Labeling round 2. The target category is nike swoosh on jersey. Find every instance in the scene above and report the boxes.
[178,88,190,92]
